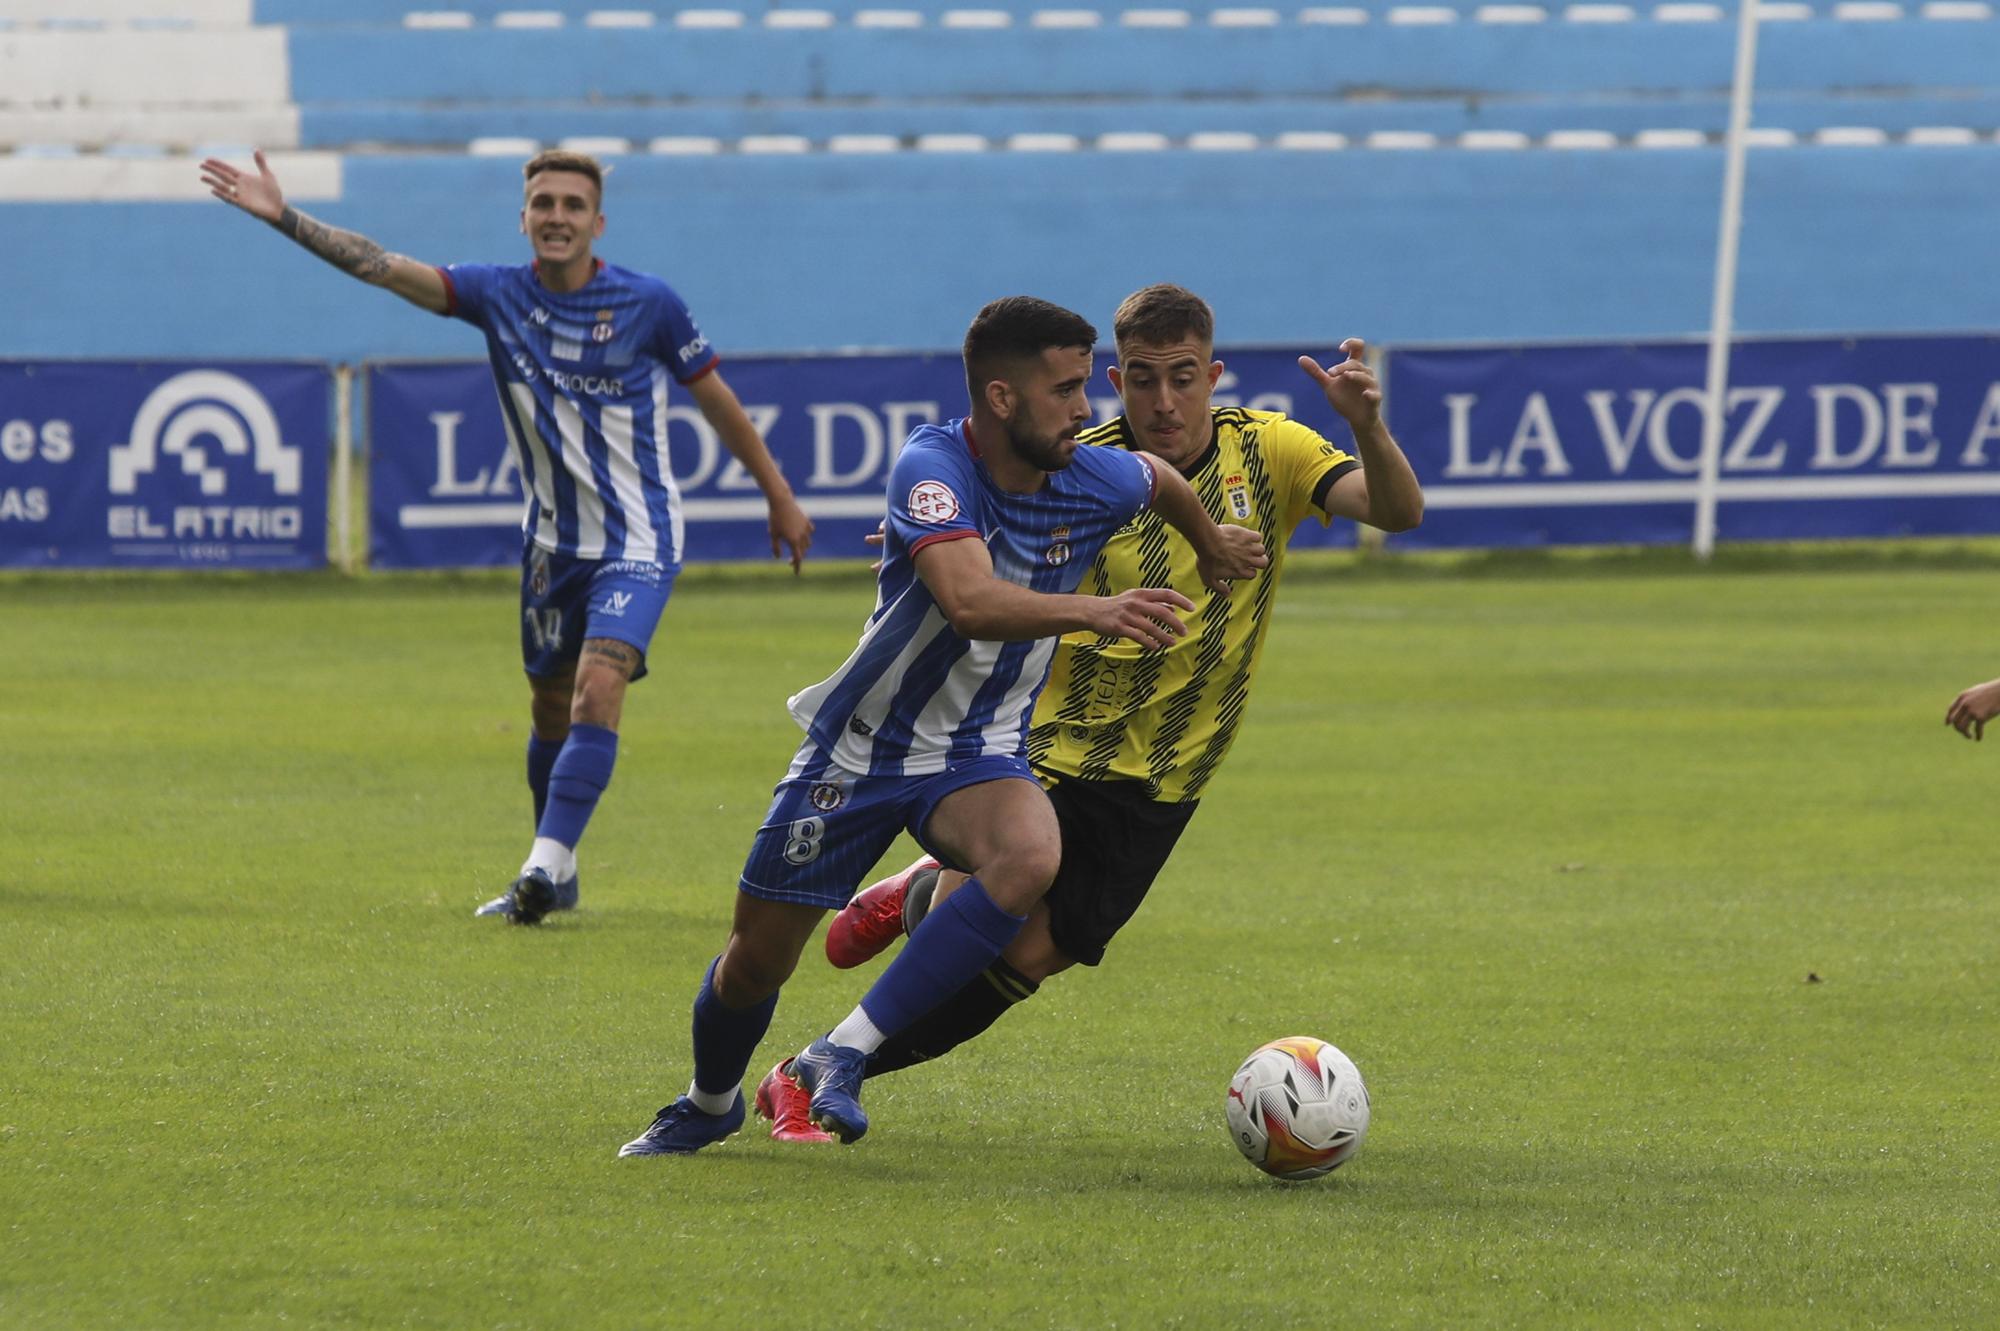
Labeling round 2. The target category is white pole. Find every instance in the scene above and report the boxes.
[1692,2,1763,560]
[333,363,354,573]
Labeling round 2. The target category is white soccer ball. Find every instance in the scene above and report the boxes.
[1224,1036,1370,1180]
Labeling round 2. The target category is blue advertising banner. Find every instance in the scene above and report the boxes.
[0,361,329,569]
[1388,336,2000,548]
[365,348,1357,568]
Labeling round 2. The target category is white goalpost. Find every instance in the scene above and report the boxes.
[1692,3,1766,560]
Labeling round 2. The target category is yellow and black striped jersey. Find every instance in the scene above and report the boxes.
[1027,407,1359,803]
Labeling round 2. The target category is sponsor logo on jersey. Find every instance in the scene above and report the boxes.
[677,332,711,364]
[908,480,961,524]
[809,781,845,812]
[848,715,874,738]
[541,368,626,397]
[598,590,633,617]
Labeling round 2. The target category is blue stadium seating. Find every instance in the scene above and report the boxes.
[283,22,2000,104]
[5,3,1997,364]
[14,145,2000,363]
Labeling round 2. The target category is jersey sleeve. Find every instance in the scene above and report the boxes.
[646,282,720,384]
[1270,418,1360,527]
[435,262,501,326]
[885,438,981,559]
[1080,442,1157,526]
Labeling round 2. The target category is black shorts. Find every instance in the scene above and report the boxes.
[1040,771,1199,968]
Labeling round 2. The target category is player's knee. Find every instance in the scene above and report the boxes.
[978,841,1060,913]
[568,673,626,728]
[715,939,793,1006]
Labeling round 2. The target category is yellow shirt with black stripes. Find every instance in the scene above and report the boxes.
[1027,406,1359,804]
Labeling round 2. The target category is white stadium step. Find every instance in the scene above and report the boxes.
[0,28,289,106]
[0,106,300,151]
[0,0,249,25]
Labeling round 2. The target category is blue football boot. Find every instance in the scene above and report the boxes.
[474,869,579,923]
[791,1036,870,1143]
[617,1094,745,1157]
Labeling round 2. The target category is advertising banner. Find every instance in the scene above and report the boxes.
[1388,336,2000,548]
[365,348,1358,568]
[0,361,330,569]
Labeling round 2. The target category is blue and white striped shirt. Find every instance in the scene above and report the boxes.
[440,258,717,564]
[788,419,1157,776]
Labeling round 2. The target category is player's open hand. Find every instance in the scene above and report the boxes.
[1195,522,1270,596]
[1299,339,1382,429]
[199,149,286,224]
[768,493,815,573]
[1093,586,1197,650]
[1945,677,2000,740]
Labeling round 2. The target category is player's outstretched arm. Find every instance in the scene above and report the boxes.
[199,150,449,314]
[1139,453,1270,595]
[1305,338,1424,533]
[685,370,814,571]
[915,534,1194,649]
[1945,677,2000,740]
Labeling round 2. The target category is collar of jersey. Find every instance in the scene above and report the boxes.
[1112,411,1221,479]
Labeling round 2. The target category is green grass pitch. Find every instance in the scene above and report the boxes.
[3,550,1996,1327]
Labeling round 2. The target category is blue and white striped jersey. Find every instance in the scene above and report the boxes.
[788,419,1158,776]
[439,259,718,564]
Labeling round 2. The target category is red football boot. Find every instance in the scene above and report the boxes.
[754,1058,835,1143]
[825,855,939,969]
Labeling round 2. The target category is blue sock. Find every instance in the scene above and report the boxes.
[526,734,562,826]
[536,723,618,848]
[691,955,779,1098]
[858,878,1025,1037]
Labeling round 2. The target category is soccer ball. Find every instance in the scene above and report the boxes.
[1224,1036,1370,1180]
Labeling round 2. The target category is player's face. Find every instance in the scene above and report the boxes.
[999,345,1095,471]
[1109,335,1224,469]
[520,170,605,267]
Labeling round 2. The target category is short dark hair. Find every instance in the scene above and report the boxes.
[522,149,606,204]
[1113,283,1214,353]
[963,296,1099,402]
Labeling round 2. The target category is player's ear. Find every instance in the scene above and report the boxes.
[1107,364,1126,395]
[519,208,527,235]
[1207,360,1225,389]
[592,211,606,238]
[984,377,1015,422]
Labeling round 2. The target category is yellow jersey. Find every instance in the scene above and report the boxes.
[1027,407,1357,803]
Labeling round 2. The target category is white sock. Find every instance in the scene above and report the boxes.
[522,837,577,882]
[685,1082,738,1116]
[828,1005,887,1055]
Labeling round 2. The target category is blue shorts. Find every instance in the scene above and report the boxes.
[737,742,1041,910]
[520,545,677,681]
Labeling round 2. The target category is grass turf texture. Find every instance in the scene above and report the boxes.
[3,551,1996,1328]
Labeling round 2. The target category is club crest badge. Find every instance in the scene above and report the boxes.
[592,322,614,343]
[809,782,845,812]
[530,555,550,598]
[1224,473,1252,520]
[908,480,961,524]
[1045,542,1071,567]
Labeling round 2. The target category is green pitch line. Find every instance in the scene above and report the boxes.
[1,560,1995,1327]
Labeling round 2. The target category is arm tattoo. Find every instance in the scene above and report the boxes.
[273,205,395,284]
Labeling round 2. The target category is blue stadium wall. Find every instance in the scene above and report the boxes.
[8,145,2000,363]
